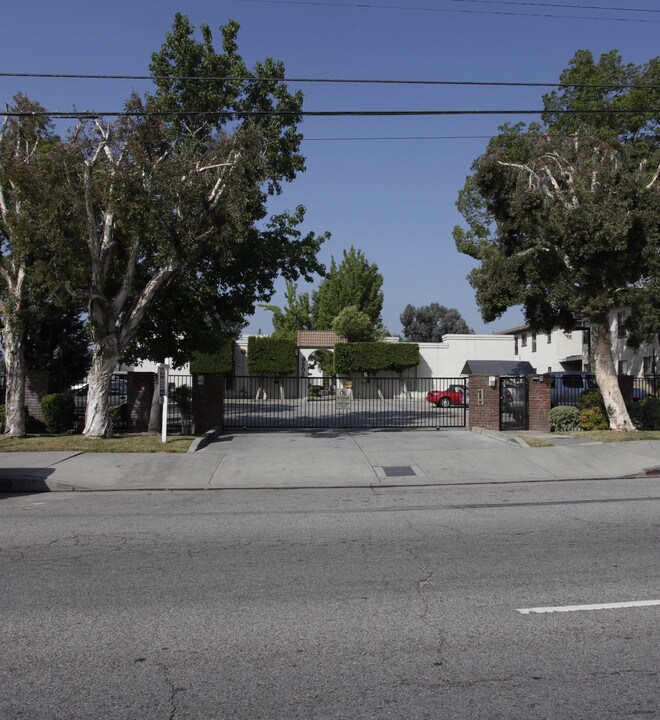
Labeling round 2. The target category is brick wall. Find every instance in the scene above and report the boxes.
[529,376,551,432]
[127,372,154,433]
[192,374,225,434]
[468,375,501,431]
[25,370,49,422]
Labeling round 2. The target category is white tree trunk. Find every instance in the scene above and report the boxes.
[83,344,120,438]
[591,320,636,431]
[2,321,26,437]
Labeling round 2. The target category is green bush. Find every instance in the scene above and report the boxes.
[40,393,76,433]
[247,337,297,375]
[550,405,580,432]
[578,390,605,411]
[629,396,660,430]
[190,343,234,375]
[579,406,609,431]
[334,342,420,375]
[109,405,126,432]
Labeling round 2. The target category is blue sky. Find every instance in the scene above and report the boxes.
[2,1,658,337]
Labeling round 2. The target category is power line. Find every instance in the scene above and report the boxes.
[0,72,657,90]
[234,0,660,23]
[448,0,660,13]
[2,108,657,119]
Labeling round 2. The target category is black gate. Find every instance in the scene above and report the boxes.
[500,376,529,431]
[223,376,468,429]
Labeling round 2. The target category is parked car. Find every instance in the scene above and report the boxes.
[549,372,598,407]
[67,373,129,421]
[426,384,467,408]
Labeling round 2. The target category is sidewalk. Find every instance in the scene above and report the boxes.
[1,429,659,493]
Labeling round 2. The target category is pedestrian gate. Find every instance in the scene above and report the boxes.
[223,376,468,429]
[500,376,529,431]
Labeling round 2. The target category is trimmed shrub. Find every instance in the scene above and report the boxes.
[190,343,234,375]
[334,342,420,375]
[247,337,297,375]
[579,406,609,431]
[578,390,606,411]
[40,393,76,434]
[549,405,580,432]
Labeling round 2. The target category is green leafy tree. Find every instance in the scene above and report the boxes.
[400,303,471,342]
[331,305,375,342]
[313,247,384,330]
[453,50,659,431]
[261,281,316,343]
[55,15,326,438]
[0,95,74,436]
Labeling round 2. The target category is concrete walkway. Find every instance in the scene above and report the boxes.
[1,429,659,493]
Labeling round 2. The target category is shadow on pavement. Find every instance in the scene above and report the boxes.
[0,468,54,495]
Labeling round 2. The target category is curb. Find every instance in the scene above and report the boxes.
[187,427,224,453]
[471,426,529,447]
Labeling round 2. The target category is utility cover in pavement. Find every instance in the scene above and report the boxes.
[382,466,416,477]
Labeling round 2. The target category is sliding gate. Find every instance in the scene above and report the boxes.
[224,376,468,429]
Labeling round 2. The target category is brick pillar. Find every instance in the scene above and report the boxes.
[192,373,224,434]
[617,375,633,404]
[127,372,154,432]
[528,375,551,432]
[25,370,49,422]
[468,375,501,431]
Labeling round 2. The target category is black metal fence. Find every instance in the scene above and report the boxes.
[632,376,660,401]
[223,376,468,429]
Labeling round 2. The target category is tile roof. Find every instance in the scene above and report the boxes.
[297,330,347,348]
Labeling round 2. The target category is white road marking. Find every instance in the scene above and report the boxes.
[518,600,660,615]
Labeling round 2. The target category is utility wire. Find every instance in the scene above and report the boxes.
[2,108,657,119]
[0,72,657,90]
[234,0,660,23]
[448,0,660,13]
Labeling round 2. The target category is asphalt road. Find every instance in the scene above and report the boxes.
[2,479,659,719]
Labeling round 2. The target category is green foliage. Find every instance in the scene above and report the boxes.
[400,303,471,342]
[332,306,376,342]
[453,50,659,341]
[628,397,660,430]
[549,405,580,432]
[313,247,384,330]
[190,343,235,374]
[579,390,606,411]
[109,405,125,433]
[334,343,420,375]
[261,281,316,343]
[247,337,297,375]
[579,406,609,431]
[171,385,193,434]
[40,393,76,434]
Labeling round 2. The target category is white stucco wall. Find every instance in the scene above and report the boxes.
[512,328,584,373]
[417,334,515,377]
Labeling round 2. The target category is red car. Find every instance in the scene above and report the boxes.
[426,384,467,408]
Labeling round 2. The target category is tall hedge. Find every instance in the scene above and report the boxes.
[190,342,235,375]
[247,337,297,375]
[334,342,420,374]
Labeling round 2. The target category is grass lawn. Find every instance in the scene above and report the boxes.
[0,434,197,453]
[528,430,660,446]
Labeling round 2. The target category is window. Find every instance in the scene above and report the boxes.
[514,336,519,355]
[617,312,627,338]
[521,333,527,348]
[563,375,584,388]
[531,332,537,352]
[618,360,626,375]
[547,333,552,344]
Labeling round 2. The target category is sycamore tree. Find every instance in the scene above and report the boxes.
[454,50,659,430]
[400,303,471,342]
[0,96,74,436]
[57,14,326,438]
